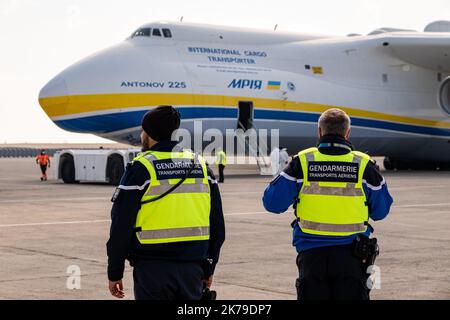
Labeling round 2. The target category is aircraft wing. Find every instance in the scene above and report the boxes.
[378,33,450,71]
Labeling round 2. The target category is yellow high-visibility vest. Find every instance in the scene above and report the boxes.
[296,147,370,236]
[215,150,227,166]
[133,150,211,244]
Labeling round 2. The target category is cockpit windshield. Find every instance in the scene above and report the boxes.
[131,28,151,38]
[130,27,172,39]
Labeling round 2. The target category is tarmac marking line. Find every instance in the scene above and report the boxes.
[225,211,266,216]
[393,203,450,208]
[0,271,108,284]
[221,191,264,195]
[0,191,265,203]
[215,280,295,296]
[0,245,105,265]
[1,202,449,228]
[376,232,450,242]
[2,203,450,228]
[0,211,266,228]
[0,197,110,203]
[0,219,110,228]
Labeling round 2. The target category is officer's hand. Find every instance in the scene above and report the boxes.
[203,275,213,289]
[109,280,124,298]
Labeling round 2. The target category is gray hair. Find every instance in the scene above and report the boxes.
[318,108,351,136]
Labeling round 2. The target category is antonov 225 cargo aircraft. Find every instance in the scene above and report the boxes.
[38,21,450,170]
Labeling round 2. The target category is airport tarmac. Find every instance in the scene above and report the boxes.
[0,157,449,300]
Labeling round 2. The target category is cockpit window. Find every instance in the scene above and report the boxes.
[130,27,172,39]
[132,28,151,38]
[162,28,172,38]
[152,28,162,37]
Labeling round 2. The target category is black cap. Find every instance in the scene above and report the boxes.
[141,106,181,141]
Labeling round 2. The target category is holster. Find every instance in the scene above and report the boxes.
[201,287,217,301]
[201,258,214,279]
[201,258,217,300]
[352,235,379,267]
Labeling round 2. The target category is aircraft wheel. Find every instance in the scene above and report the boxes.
[438,163,450,171]
[107,155,124,186]
[385,158,409,170]
[410,161,437,171]
[60,155,77,183]
[393,159,409,170]
[383,157,395,170]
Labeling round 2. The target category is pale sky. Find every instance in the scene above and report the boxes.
[1,0,450,143]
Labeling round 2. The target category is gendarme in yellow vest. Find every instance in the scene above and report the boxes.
[215,150,227,166]
[133,150,211,245]
[296,147,370,236]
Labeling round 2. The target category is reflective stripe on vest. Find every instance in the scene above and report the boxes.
[301,182,364,196]
[133,150,211,245]
[138,226,210,240]
[299,219,366,233]
[296,147,369,236]
[145,178,209,196]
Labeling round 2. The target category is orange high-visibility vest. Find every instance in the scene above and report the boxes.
[36,154,49,166]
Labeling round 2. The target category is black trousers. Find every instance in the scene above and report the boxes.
[133,259,204,300]
[296,244,369,300]
[218,164,225,182]
[40,165,47,175]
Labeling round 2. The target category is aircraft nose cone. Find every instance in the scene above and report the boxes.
[38,76,69,117]
[39,76,68,99]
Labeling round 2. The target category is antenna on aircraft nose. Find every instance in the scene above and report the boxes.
[274,24,278,31]
[180,16,184,22]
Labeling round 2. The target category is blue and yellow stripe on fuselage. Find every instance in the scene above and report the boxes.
[38,92,450,137]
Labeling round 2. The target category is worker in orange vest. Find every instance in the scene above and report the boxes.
[36,149,50,181]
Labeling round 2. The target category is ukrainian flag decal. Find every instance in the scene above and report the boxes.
[312,66,323,74]
[267,81,281,90]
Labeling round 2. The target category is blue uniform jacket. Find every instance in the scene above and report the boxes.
[262,135,393,253]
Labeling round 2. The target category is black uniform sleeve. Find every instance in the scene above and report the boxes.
[362,159,384,186]
[282,155,303,180]
[205,167,225,277]
[106,162,150,281]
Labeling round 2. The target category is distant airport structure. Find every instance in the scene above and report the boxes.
[0,144,128,158]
